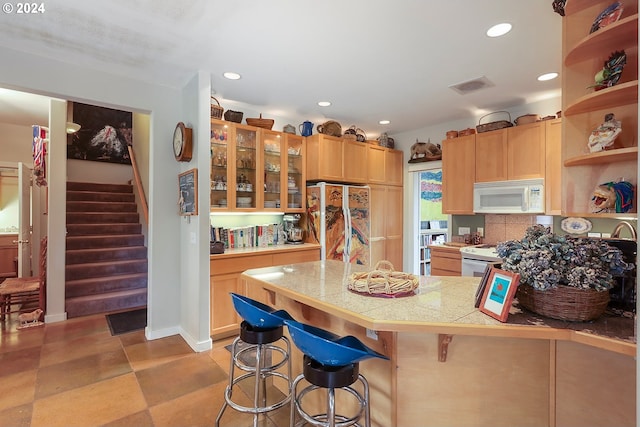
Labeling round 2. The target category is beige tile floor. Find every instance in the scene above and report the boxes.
[0,313,292,427]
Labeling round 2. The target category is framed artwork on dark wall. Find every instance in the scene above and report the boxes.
[66,102,132,164]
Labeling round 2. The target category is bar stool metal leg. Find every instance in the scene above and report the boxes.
[290,356,371,427]
[215,324,292,427]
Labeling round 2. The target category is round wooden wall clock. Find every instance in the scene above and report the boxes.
[173,122,193,162]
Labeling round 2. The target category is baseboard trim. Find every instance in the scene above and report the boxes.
[180,327,213,352]
[144,325,181,341]
[45,312,67,323]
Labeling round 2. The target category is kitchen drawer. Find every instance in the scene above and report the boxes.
[430,246,461,276]
[273,248,320,265]
[211,254,273,276]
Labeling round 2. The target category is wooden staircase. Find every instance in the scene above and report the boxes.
[65,181,147,318]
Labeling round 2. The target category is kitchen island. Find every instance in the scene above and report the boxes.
[240,260,636,427]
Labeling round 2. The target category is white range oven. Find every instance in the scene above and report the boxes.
[460,245,502,277]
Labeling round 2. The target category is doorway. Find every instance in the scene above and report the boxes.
[406,161,451,275]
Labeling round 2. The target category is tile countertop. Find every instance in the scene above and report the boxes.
[241,260,636,356]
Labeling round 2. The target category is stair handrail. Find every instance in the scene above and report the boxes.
[127,144,149,224]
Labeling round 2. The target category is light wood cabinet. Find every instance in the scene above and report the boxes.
[507,122,546,180]
[562,1,638,217]
[475,122,545,183]
[545,118,562,215]
[367,144,403,186]
[441,134,475,214]
[211,119,306,213]
[429,245,461,276]
[474,129,508,182]
[343,139,368,184]
[210,246,320,339]
[307,135,378,184]
[369,184,403,269]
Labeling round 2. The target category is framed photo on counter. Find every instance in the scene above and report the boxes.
[479,268,520,322]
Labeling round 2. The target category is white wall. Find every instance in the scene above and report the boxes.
[178,70,213,351]
[0,175,18,231]
[67,159,133,184]
[0,122,35,164]
[0,46,188,345]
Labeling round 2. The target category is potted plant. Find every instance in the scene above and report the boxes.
[496,225,632,321]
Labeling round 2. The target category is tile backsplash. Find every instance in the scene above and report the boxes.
[484,214,538,245]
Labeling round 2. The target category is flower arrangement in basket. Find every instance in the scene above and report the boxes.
[348,261,419,298]
[496,225,633,321]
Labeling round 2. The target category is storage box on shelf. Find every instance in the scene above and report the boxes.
[562,1,638,217]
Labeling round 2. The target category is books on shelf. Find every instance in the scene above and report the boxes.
[210,224,285,249]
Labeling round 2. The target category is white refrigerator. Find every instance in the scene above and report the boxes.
[305,182,370,265]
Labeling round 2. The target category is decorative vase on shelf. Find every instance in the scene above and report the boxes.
[496,225,632,322]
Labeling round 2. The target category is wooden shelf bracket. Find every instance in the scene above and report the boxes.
[438,333,454,362]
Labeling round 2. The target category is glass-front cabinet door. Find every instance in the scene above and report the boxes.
[210,119,231,210]
[285,134,305,212]
[262,130,283,210]
[234,124,258,209]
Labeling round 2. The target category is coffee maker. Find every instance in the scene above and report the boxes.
[283,214,304,244]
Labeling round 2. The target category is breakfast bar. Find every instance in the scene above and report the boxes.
[240,260,636,427]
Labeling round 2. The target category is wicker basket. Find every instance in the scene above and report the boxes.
[458,128,476,136]
[246,113,274,130]
[210,96,224,120]
[476,111,514,133]
[516,283,610,321]
[224,110,243,123]
[348,261,419,297]
[317,120,342,137]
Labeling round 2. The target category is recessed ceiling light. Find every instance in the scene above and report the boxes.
[537,72,559,81]
[379,120,390,125]
[318,101,331,107]
[486,23,512,37]
[223,72,241,80]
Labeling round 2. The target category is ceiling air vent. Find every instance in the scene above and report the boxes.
[448,76,495,95]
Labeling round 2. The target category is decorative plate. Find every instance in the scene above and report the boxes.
[561,217,593,235]
[590,2,624,34]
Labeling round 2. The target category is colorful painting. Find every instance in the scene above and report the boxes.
[67,102,132,164]
[420,170,447,222]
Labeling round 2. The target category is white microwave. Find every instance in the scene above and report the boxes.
[473,179,545,214]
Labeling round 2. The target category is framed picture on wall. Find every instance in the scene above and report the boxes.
[178,168,198,216]
[479,268,520,322]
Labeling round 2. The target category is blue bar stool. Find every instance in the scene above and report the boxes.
[284,320,389,427]
[215,293,294,427]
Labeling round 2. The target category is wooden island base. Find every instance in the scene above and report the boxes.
[240,261,636,427]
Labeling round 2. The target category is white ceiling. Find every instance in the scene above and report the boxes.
[0,0,562,136]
